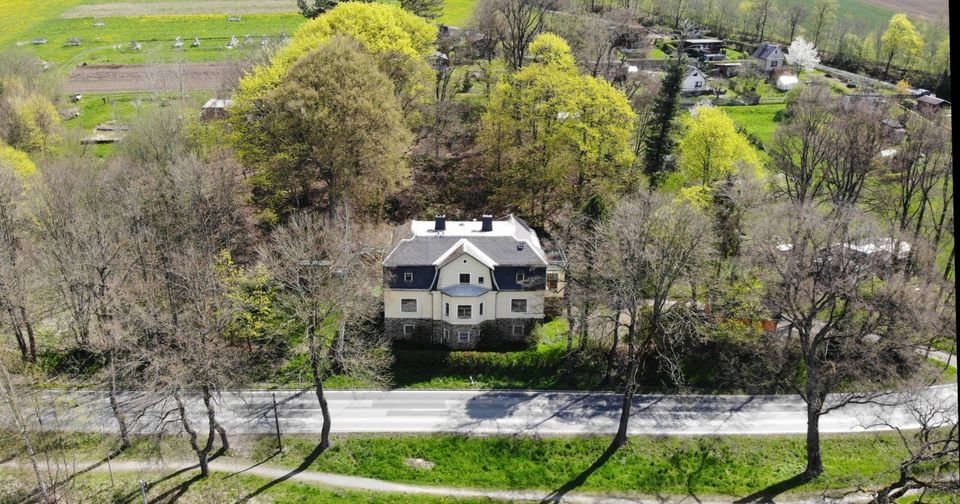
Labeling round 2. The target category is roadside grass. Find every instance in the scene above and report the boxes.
[18,13,305,68]
[0,467,495,503]
[4,429,954,499]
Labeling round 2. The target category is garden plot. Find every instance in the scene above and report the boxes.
[64,61,243,93]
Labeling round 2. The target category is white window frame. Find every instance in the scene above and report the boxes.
[478,276,484,284]
[457,304,472,319]
[459,273,470,284]
[403,271,413,283]
[458,331,471,343]
[403,324,415,336]
[512,324,524,336]
[479,302,484,316]
[515,272,525,283]
[511,298,528,313]
[400,298,418,313]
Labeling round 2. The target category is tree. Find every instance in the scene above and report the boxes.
[820,99,887,207]
[643,60,685,187]
[784,4,804,42]
[677,105,761,186]
[750,203,926,478]
[770,84,833,204]
[811,0,836,48]
[867,394,959,503]
[473,0,555,70]
[0,163,37,363]
[749,0,773,41]
[785,36,820,71]
[400,0,444,19]
[259,213,387,450]
[880,14,923,79]
[250,36,413,221]
[478,33,636,226]
[596,193,712,446]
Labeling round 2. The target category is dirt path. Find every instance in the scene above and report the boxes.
[64,62,244,93]
[62,1,299,18]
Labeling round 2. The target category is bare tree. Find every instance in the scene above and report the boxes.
[259,212,387,450]
[821,99,888,208]
[0,165,37,363]
[31,159,139,448]
[0,356,48,500]
[769,84,833,205]
[596,193,712,446]
[784,4,804,42]
[475,0,555,69]
[866,394,959,503]
[115,154,252,477]
[750,203,926,478]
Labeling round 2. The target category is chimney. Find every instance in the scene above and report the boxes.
[434,214,446,232]
[481,214,493,232]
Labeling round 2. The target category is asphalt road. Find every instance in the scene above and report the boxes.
[15,385,957,437]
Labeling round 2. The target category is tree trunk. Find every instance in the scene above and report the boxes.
[20,307,36,362]
[107,349,131,450]
[308,325,332,450]
[563,294,576,384]
[202,384,229,452]
[803,367,824,479]
[175,388,211,477]
[883,50,895,79]
[0,359,48,501]
[603,298,623,384]
[6,307,29,362]
[331,319,346,374]
[613,312,638,447]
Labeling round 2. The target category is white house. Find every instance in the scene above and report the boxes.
[681,66,709,94]
[382,215,551,349]
[752,42,785,72]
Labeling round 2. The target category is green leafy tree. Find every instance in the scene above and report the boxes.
[880,14,923,78]
[811,0,837,47]
[252,35,412,221]
[231,3,434,222]
[478,34,636,226]
[400,0,444,19]
[678,106,761,186]
[643,60,684,187]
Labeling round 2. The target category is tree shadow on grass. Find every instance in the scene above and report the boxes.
[733,473,810,503]
[234,442,327,503]
[538,438,622,503]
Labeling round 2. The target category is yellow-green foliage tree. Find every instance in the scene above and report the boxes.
[1,72,60,154]
[678,105,760,186]
[880,14,923,78]
[479,33,636,226]
[230,3,435,222]
[0,143,36,179]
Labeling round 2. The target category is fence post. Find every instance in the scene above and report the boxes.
[272,392,282,453]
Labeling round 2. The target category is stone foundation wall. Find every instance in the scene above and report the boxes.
[386,317,544,350]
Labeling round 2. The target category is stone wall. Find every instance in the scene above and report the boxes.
[386,317,543,350]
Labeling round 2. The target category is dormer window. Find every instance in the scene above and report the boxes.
[516,272,525,283]
[459,273,470,284]
[404,272,413,283]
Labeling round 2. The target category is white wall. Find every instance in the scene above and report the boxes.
[436,291,497,325]
[495,291,545,319]
[437,254,493,289]
[682,72,706,92]
[384,290,433,319]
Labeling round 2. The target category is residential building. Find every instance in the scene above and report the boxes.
[751,42,785,72]
[382,215,550,349]
[681,66,709,94]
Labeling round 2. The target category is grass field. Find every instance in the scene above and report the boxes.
[719,103,786,149]
[4,429,956,499]
[17,13,304,67]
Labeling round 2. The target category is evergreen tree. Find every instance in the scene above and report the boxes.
[400,0,444,19]
[643,60,684,188]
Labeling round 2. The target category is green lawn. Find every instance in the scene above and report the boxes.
[719,103,786,149]
[19,13,305,67]
[0,468,495,503]
[4,430,956,499]
[436,0,475,27]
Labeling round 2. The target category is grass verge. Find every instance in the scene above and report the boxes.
[3,429,956,500]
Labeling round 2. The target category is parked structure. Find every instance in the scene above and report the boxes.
[383,215,550,349]
[681,38,725,60]
[915,94,950,115]
[201,98,232,121]
[752,42,785,72]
